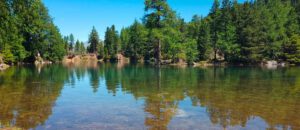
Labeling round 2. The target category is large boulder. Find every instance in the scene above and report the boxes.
[262,60,278,69]
[34,55,44,65]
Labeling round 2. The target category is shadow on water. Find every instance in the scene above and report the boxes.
[0,63,300,129]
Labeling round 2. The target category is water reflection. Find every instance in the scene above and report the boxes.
[0,65,69,129]
[0,64,300,130]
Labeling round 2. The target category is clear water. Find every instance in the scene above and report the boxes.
[0,63,300,130]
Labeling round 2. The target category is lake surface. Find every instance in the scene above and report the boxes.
[0,63,300,130]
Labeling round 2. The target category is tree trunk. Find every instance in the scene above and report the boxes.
[214,49,217,63]
[157,39,161,66]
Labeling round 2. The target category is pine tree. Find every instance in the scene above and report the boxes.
[185,39,198,65]
[104,25,119,61]
[258,0,290,60]
[79,42,86,55]
[0,0,67,63]
[126,20,147,62]
[69,34,75,52]
[88,27,100,54]
[0,0,26,63]
[97,41,104,59]
[75,40,80,54]
[187,15,202,39]
[197,19,211,61]
[46,24,66,62]
[120,28,130,54]
[282,34,300,64]
[218,0,239,62]
[144,0,172,64]
[209,0,221,61]
[236,1,264,63]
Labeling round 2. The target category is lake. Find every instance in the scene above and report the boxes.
[0,63,300,130]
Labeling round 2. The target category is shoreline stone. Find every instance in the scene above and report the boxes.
[0,63,9,71]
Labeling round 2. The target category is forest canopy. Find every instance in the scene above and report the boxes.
[2,0,300,65]
[0,0,67,63]
[117,0,300,65]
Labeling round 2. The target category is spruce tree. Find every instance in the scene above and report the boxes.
[219,0,239,62]
[104,25,119,60]
[69,34,75,52]
[282,34,300,64]
[88,27,100,54]
[80,42,86,55]
[126,20,147,62]
[75,40,80,54]
[209,0,221,61]
[144,0,172,64]
[197,19,211,61]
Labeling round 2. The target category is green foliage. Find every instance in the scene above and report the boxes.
[209,0,222,61]
[184,39,198,65]
[187,15,202,39]
[124,20,148,62]
[120,28,130,53]
[218,0,239,62]
[11,43,27,62]
[42,24,66,62]
[282,34,300,64]
[0,0,26,63]
[75,40,80,54]
[0,0,66,63]
[197,19,211,61]
[169,43,184,62]
[69,34,75,52]
[235,1,263,63]
[97,41,104,59]
[144,0,172,28]
[0,54,3,64]
[109,0,300,65]
[88,27,100,53]
[2,45,14,64]
[1,0,300,65]
[104,25,120,61]
[80,42,86,55]
[143,0,178,64]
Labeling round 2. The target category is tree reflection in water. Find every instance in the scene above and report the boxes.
[0,65,69,129]
[0,64,300,129]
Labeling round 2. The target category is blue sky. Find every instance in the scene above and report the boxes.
[43,0,246,42]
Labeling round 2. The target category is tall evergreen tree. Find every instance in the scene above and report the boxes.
[98,41,104,59]
[104,25,119,61]
[120,28,130,53]
[88,27,100,54]
[219,0,239,62]
[125,20,148,62]
[187,15,202,39]
[0,0,26,63]
[144,0,172,64]
[197,19,211,61]
[69,34,75,52]
[79,42,86,55]
[75,40,80,54]
[0,0,66,63]
[209,0,221,61]
[282,34,300,64]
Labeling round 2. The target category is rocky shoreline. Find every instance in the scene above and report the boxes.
[0,54,293,71]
